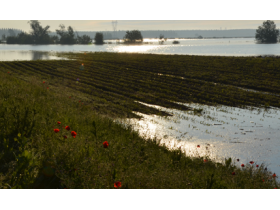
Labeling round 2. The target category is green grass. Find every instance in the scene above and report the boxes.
[0,53,279,189]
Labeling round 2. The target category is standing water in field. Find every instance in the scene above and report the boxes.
[116,102,280,177]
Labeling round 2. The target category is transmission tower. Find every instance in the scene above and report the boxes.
[112,20,118,39]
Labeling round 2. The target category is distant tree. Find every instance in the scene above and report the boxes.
[255,20,279,43]
[28,20,51,44]
[159,34,164,44]
[77,35,92,44]
[123,30,143,43]
[6,32,33,44]
[56,24,77,44]
[8,29,15,37]
[1,34,6,41]
[94,32,104,44]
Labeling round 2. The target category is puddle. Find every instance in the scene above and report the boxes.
[115,102,280,177]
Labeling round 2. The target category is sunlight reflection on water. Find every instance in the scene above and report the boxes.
[115,102,280,176]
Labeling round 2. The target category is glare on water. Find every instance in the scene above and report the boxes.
[115,102,280,177]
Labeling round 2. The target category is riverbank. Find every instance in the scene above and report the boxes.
[0,53,279,188]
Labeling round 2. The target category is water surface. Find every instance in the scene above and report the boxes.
[1,38,280,61]
[117,102,280,177]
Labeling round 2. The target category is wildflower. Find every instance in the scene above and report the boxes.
[82,63,84,66]
[197,145,200,148]
[249,161,254,164]
[232,172,235,175]
[273,173,277,178]
[103,141,109,148]
[63,135,67,139]
[54,129,59,133]
[256,165,259,168]
[237,159,239,162]
[65,126,70,131]
[204,159,208,163]
[8,72,10,74]
[69,96,71,98]
[79,101,81,102]
[274,188,277,189]
[43,81,45,84]
[57,121,61,125]
[114,181,121,189]
[241,164,245,167]
[47,87,49,89]
[71,131,77,138]
[262,179,265,182]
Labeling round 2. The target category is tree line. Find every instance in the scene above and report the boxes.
[5,21,95,45]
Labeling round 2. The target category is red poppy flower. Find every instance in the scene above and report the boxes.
[82,63,84,66]
[57,121,61,125]
[65,126,70,131]
[64,135,67,139]
[71,131,77,138]
[256,165,259,168]
[204,159,208,163]
[274,188,277,189]
[232,172,236,175]
[103,141,109,148]
[262,179,265,182]
[8,72,10,74]
[79,100,81,102]
[114,181,121,189]
[249,161,254,164]
[272,173,277,178]
[241,164,245,167]
[197,145,200,148]
[47,87,49,89]
[237,159,239,162]
[54,129,59,133]
[43,81,45,84]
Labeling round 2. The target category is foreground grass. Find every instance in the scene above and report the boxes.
[0,69,279,189]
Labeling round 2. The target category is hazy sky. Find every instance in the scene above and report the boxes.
[1,20,280,32]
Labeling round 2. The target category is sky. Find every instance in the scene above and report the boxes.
[1,20,280,32]
[1,0,280,32]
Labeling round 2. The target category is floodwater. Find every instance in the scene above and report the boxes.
[1,38,280,61]
[116,102,280,177]
[0,50,68,61]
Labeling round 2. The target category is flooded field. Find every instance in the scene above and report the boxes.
[117,102,280,177]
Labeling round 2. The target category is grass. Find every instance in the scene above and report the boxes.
[0,52,279,189]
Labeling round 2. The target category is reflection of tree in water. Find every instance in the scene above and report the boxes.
[31,51,49,60]
[18,51,50,60]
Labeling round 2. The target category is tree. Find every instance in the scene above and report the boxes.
[28,20,51,44]
[77,34,92,44]
[255,20,279,43]
[123,30,143,43]
[56,24,77,44]
[94,32,104,44]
